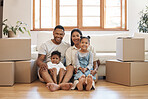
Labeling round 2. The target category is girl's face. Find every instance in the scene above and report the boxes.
[80,38,90,50]
[72,31,81,45]
[51,55,60,64]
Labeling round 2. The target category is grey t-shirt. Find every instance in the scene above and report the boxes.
[38,40,70,64]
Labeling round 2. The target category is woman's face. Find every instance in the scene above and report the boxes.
[72,31,81,45]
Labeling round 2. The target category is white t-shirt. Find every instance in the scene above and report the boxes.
[47,62,66,75]
[66,45,97,68]
[38,40,70,64]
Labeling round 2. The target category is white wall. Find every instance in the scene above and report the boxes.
[0,0,3,38]
[3,0,148,45]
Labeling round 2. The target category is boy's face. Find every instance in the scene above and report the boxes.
[80,38,90,50]
[51,55,60,64]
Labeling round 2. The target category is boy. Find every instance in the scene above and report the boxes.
[47,51,66,84]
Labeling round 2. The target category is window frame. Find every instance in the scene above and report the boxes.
[32,0,127,31]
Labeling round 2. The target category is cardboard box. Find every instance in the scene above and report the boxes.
[116,37,145,61]
[0,62,14,86]
[15,60,37,83]
[106,60,148,86]
[0,38,31,61]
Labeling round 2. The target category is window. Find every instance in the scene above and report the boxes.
[33,0,127,31]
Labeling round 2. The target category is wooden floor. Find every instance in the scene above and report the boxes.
[0,79,148,99]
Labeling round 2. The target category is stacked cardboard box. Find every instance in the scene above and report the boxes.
[106,37,148,86]
[0,38,37,86]
[15,60,37,83]
[0,62,14,86]
[116,37,145,61]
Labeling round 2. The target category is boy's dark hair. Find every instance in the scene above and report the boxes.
[51,51,61,58]
[70,28,82,46]
[80,36,90,43]
[54,25,65,31]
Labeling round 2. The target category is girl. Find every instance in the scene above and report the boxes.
[74,36,96,91]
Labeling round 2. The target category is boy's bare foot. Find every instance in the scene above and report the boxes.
[86,75,93,91]
[46,83,60,92]
[77,75,86,91]
[60,83,73,90]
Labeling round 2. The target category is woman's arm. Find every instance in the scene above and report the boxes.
[91,60,100,76]
[89,45,97,62]
[75,51,81,69]
[89,45,100,75]
[65,47,72,66]
[94,60,100,70]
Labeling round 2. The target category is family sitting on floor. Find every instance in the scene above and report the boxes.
[36,25,100,92]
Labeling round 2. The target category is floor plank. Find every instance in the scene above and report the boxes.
[0,79,148,99]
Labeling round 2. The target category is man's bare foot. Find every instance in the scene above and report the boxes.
[60,83,73,90]
[86,75,93,91]
[46,83,60,92]
[77,75,86,91]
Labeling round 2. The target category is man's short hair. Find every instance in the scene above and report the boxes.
[54,25,65,31]
[51,50,61,58]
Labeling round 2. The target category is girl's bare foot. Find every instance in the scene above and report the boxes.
[86,75,93,91]
[46,83,60,92]
[77,75,86,91]
[60,83,73,90]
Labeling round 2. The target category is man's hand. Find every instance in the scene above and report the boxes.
[48,69,53,73]
[91,70,97,76]
[36,54,47,70]
[49,69,53,76]
[40,62,48,70]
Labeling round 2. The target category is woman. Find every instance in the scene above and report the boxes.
[66,28,100,90]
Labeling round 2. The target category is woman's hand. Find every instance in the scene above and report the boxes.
[91,70,97,76]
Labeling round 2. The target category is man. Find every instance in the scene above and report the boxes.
[36,25,74,91]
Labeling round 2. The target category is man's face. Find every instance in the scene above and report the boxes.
[53,28,65,44]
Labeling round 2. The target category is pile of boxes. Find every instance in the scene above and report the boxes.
[106,37,148,86]
[0,38,37,86]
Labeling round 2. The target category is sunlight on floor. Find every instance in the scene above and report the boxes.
[91,87,120,99]
[0,80,148,99]
[27,87,43,99]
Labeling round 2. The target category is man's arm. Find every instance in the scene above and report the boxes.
[36,54,48,69]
